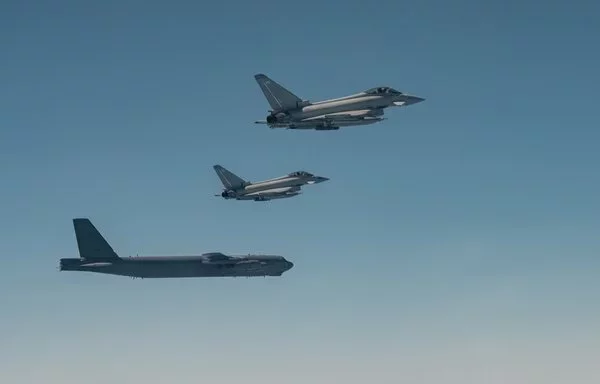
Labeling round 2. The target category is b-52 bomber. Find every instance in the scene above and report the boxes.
[254,73,425,130]
[59,218,294,278]
[214,164,328,201]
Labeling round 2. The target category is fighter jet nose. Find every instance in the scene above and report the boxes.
[315,176,329,183]
[406,96,425,105]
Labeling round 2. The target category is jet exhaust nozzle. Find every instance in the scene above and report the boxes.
[267,112,288,124]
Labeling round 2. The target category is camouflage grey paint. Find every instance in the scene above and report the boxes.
[213,165,328,202]
[254,73,425,130]
[59,219,293,278]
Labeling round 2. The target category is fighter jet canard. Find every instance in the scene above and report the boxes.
[213,164,329,202]
[59,218,294,279]
[253,73,425,130]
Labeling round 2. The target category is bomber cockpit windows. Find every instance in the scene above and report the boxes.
[365,87,402,95]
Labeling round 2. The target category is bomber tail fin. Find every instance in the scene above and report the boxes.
[73,218,120,260]
[213,165,247,190]
[254,73,305,111]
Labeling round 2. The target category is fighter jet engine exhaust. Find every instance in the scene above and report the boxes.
[222,190,236,198]
[266,112,287,124]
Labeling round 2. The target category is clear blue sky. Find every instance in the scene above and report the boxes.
[1,1,599,383]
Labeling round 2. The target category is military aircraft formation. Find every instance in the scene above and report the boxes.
[59,73,424,279]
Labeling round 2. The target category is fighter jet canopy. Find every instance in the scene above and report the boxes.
[288,171,313,177]
[365,87,402,95]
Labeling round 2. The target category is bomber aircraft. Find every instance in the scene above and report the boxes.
[214,164,328,201]
[254,73,425,130]
[59,218,294,278]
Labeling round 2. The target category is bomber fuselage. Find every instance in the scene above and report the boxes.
[60,255,294,278]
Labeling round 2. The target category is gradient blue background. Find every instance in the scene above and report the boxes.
[1,1,599,383]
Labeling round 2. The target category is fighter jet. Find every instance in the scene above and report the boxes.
[59,218,294,278]
[213,164,329,201]
[254,73,425,130]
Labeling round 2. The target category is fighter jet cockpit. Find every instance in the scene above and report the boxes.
[288,171,314,178]
[365,87,402,95]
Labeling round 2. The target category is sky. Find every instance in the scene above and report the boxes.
[1,0,599,383]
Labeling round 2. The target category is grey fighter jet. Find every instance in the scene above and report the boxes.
[214,164,328,201]
[59,218,294,278]
[254,73,425,130]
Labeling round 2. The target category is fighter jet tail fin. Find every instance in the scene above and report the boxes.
[73,218,120,260]
[254,73,305,111]
[213,165,247,190]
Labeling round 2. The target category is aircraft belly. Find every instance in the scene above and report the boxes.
[243,186,300,197]
[284,118,382,129]
[68,259,288,278]
[333,119,381,126]
[303,109,384,121]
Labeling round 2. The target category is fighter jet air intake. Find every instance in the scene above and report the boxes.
[213,164,329,201]
[254,73,425,130]
[59,219,294,278]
